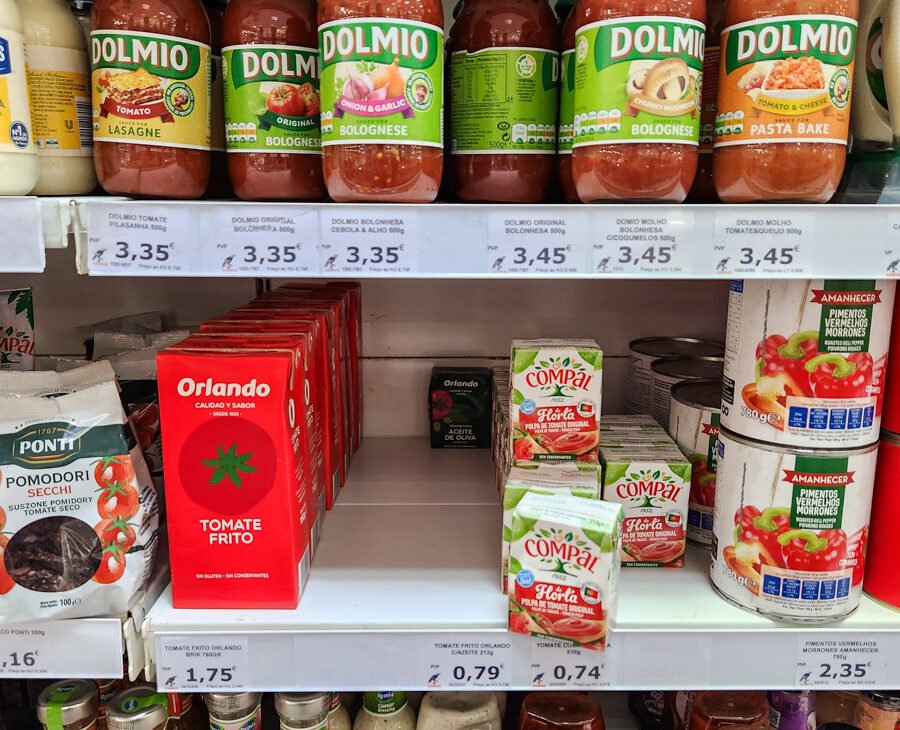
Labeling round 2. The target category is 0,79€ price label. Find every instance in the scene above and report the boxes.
[156,635,249,691]
[713,212,812,276]
[0,620,124,678]
[592,211,692,275]
[88,205,194,275]
[212,208,319,275]
[488,214,579,274]
[418,637,513,689]
[320,210,419,274]
[530,638,620,688]
[795,636,888,689]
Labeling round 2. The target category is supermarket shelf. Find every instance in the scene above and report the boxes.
[142,437,900,693]
[71,198,900,279]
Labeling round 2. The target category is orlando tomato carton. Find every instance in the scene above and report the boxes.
[157,348,310,609]
[510,340,603,465]
[508,491,622,651]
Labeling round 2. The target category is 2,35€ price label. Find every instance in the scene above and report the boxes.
[795,636,888,689]
[530,638,620,688]
[88,205,194,275]
[320,210,419,274]
[418,637,513,689]
[156,635,249,691]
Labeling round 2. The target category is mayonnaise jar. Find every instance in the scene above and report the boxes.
[0,0,38,194]
[19,0,96,194]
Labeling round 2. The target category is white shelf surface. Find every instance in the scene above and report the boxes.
[73,199,900,279]
[142,437,900,692]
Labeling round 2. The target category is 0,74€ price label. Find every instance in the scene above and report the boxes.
[592,211,692,275]
[530,638,620,689]
[212,208,319,275]
[88,205,194,275]
[156,635,249,691]
[488,214,579,274]
[418,637,513,689]
[713,212,812,276]
[320,210,419,274]
[795,636,888,689]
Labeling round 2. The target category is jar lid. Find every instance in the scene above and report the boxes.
[204,692,262,717]
[555,0,576,9]
[70,0,93,9]
[37,681,99,727]
[862,692,900,708]
[106,687,169,730]
[276,693,333,722]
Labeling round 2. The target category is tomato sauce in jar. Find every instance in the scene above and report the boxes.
[222,0,325,201]
[558,0,579,201]
[91,0,211,198]
[318,0,444,202]
[449,0,559,202]
[571,0,705,201]
[712,0,858,202]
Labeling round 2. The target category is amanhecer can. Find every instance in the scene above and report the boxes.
[651,356,724,427]
[711,427,878,622]
[721,279,896,449]
[669,378,721,548]
[626,337,724,415]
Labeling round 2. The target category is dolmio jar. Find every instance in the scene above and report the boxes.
[91,0,211,198]
[571,0,706,201]
[713,3,858,202]
[318,0,444,202]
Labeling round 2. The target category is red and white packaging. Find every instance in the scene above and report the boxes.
[864,431,900,608]
[157,347,310,609]
[881,294,900,432]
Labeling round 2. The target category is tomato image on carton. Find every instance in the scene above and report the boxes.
[158,349,310,609]
[722,280,896,449]
[510,339,603,465]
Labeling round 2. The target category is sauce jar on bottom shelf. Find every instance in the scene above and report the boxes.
[317,0,444,202]
[688,693,767,730]
[204,692,262,729]
[417,692,502,730]
[328,694,352,730]
[37,681,100,730]
[91,0,211,199]
[854,693,900,730]
[277,692,333,730]
[354,693,416,730]
[519,692,604,730]
[106,688,168,730]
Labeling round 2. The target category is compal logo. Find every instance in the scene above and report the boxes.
[177,377,271,397]
[616,469,681,504]
[525,356,593,397]
[524,527,599,575]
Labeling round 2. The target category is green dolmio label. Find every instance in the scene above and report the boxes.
[222,44,322,154]
[573,17,705,147]
[450,47,558,154]
[559,48,575,153]
[319,18,443,147]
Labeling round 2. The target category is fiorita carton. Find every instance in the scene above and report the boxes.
[508,491,622,651]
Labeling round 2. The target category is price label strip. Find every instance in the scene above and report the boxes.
[530,637,621,688]
[0,620,123,678]
[0,198,45,272]
[156,635,249,691]
[883,213,900,278]
[418,637,513,689]
[592,210,693,275]
[487,213,579,274]
[320,210,419,274]
[795,636,888,689]
[88,204,195,275]
[212,207,320,275]
[713,212,812,276]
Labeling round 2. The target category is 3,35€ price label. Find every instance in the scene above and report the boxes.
[320,210,419,274]
[530,638,620,688]
[418,637,513,689]
[592,211,692,275]
[156,635,249,691]
[212,208,319,275]
[88,205,194,275]
[713,212,812,276]
[488,214,579,274]
[795,636,888,689]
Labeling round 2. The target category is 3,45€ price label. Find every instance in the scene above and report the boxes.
[156,635,249,691]
[418,637,513,689]
[592,211,691,275]
[795,636,888,689]
[488,214,580,274]
[713,212,812,276]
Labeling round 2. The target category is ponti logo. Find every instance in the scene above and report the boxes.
[525,528,598,574]
[177,377,272,398]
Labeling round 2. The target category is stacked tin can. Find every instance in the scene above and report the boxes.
[710,279,896,622]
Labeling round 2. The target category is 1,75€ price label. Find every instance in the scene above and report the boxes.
[713,212,812,276]
[418,637,513,689]
[320,210,419,273]
[88,205,194,275]
[795,636,888,689]
[530,638,620,688]
[156,635,249,691]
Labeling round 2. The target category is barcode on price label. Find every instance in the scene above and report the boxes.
[530,638,620,688]
[88,204,194,275]
[795,636,888,688]
[418,637,513,689]
[156,635,249,691]
[320,209,419,273]
[212,207,319,275]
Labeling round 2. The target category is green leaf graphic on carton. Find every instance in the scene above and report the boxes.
[578,349,603,370]
[669,462,692,481]
[503,485,530,510]
[511,514,539,542]
[203,444,258,487]
[509,556,523,576]
[512,388,526,405]
[582,520,615,552]
[512,349,538,373]
[502,525,512,542]
[603,462,630,485]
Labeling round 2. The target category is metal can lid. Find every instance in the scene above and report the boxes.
[70,0,93,10]
[275,693,332,723]
[671,378,722,411]
[105,687,169,730]
[204,692,262,717]
[651,356,724,380]
[630,337,724,359]
[881,429,900,447]
[37,681,99,727]
[862,691,900,708]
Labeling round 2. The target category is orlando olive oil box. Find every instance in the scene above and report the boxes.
[429,367,492,448]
